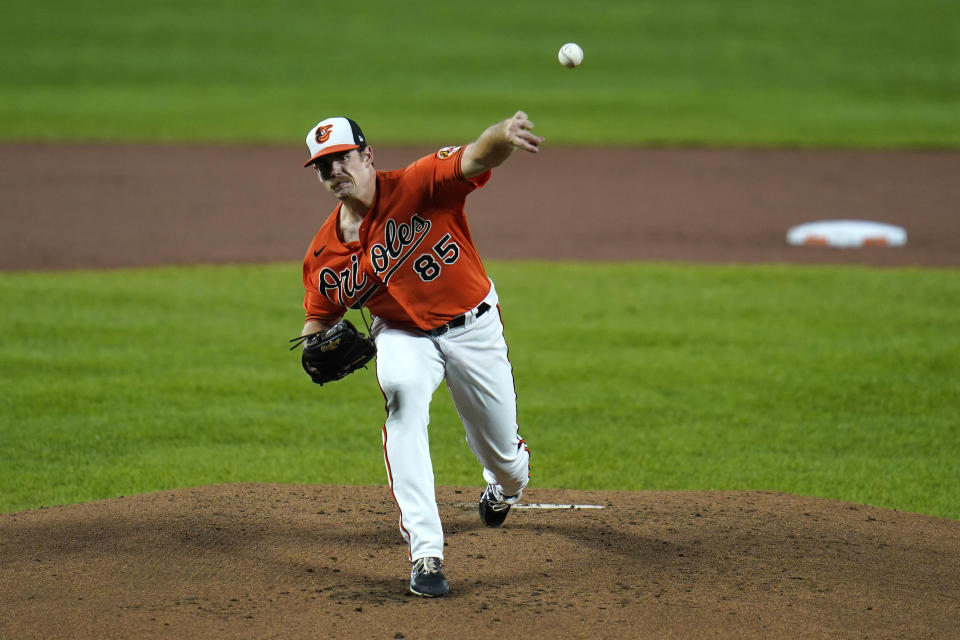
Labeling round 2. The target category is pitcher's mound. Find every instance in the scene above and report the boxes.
[1,484,958,639]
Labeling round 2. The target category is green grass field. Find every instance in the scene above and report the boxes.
[2,0,958,147]
[2,263,957,519]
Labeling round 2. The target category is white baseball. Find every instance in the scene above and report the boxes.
[558,42,584,68]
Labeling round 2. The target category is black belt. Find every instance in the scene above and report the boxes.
[423,302,491,336]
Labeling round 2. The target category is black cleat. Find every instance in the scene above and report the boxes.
[409,557,450,597]
[478,484,517,528]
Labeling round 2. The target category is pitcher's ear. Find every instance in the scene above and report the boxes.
[361,145,374,163]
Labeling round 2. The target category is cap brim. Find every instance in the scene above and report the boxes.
[303,144,361,167]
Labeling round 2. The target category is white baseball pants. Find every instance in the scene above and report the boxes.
[372,281,530,562]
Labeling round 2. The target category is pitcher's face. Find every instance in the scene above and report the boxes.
[314,148,374,200]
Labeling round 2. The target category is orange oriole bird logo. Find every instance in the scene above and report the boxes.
[315,125,334,144]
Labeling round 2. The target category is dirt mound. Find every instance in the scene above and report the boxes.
[1,484,957,639]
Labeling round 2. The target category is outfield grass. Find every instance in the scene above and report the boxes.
[2,0,958,147]
[1,262,957,519]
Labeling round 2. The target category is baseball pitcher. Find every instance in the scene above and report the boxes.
[295,111,541,597]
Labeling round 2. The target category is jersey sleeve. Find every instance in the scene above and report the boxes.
[406,146,491,207]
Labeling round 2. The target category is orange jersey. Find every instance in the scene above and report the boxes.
[301,216,410,327]
[303,145,492,330]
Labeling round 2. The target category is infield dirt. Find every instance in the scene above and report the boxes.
[3,144,960,270]
[1,144,959,640]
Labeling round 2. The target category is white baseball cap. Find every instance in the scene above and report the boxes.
[303,117,366,167]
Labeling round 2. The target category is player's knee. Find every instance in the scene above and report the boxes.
[379,373,434,411]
